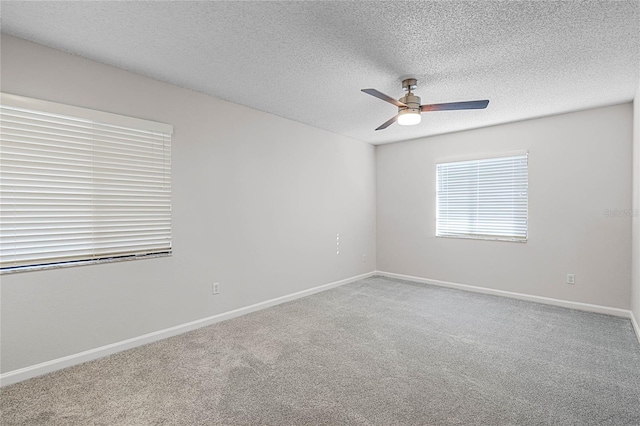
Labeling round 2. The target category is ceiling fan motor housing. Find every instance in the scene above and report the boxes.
[399,94,421,114]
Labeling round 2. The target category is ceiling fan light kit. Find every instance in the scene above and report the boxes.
[397,109,421,126]
[362,78,490,131]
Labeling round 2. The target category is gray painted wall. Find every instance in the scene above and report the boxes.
[0,35,377,373]
[633,82,640,323]
[377,105,633,309]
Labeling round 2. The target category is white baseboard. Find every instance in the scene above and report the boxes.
[375,270,633,319]
[0,270,376,387]
[631,311,640,345]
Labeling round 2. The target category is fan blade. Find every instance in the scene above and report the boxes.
[421,100,489,112]
[362,89,407,107]
[375,115,398,131]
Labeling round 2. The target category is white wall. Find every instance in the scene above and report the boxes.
[632,81,640,324]
[377,105,633,309]
[0,35,376,373]
[2,33,636,377]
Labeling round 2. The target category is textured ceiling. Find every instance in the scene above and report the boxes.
[1,1,639,145]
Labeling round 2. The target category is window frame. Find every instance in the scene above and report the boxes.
[0,93,173,273]
[435,152,529,243]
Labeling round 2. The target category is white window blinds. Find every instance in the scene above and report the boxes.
[436,153,528,242]
[0,93,173,272]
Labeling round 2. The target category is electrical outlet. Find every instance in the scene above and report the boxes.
[566,274,575,285]
[362,254,366,262]
[336,233,340,255]
[212,282,220,295]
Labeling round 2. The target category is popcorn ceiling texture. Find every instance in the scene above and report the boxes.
[1,1,639,145]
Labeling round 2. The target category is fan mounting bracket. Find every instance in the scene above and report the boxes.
[402,78,418,93]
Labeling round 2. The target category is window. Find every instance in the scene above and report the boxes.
[436,153,528,242]
[0,93,173,272]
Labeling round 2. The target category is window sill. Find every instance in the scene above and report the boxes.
[436,235,527,243]
[0,252,172,275]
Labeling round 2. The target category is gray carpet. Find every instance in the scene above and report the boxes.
[1,276,639,425]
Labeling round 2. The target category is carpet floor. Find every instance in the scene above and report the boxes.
[1,275,639,425]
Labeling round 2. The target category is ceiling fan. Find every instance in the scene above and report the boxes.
[361,78,489,131]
